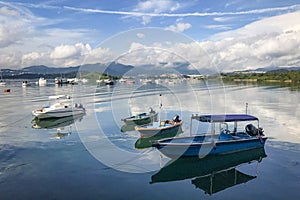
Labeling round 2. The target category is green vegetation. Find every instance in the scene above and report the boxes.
[221,70,300,84]
[220,70,300,90]
[82,72,120,80]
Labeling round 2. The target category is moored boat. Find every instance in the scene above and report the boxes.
[22,81,31,87]
[152,114,267,158]
[32,95,85,119]
[135,115,183,138]
[121,108,158,126]
[38,77,47,86]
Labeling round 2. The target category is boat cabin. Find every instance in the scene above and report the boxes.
[190,114,263,137]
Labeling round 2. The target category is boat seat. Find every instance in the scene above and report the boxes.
[219,132,233,140]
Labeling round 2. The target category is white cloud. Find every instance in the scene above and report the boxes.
[136,33,145,39]
[0,6,19,16]
[119,11,300,72]
[134,0,180,13]
[201,10,300,71]
[213,16,236,22]
[50,43,91,59]
[166,22,191,32]
[204,24,232,30]
[65,3,300,18]
[133,0,181,24]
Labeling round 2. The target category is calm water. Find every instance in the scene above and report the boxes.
[0,79,299,199]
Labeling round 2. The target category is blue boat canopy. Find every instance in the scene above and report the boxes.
[192,114,258,122]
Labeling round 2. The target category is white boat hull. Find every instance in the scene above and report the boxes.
[32,108,85,119]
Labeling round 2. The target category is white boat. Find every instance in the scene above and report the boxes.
[0,70,6,86]
[55,77,68,85]
[38,77,47,86]
[0,81,6,86]
[22,81,31,87]
[32,95,85,119]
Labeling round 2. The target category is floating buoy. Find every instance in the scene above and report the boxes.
[4,89,10,93]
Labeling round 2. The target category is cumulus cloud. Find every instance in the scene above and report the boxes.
[201,10,300,71]
[166,22,191,32]
[50,43,91,59]
[117,11,300,72]
[133,0,181,24]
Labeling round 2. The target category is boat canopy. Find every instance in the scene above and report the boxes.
[192,114,258,122]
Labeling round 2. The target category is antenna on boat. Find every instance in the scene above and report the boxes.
[159,93,162,123]
[245,102,248,114]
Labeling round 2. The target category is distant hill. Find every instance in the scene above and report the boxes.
[78,62,134,76]
[2,62,134,78]
[23,65,80,74]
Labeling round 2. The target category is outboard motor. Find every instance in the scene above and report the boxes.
[245,124,258,136]
[173,115,181,123]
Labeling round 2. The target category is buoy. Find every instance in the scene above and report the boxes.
[4,89,10,93]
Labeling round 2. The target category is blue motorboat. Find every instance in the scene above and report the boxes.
[152,114,267,158]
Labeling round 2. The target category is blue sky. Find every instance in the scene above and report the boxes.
[1,0,300,71]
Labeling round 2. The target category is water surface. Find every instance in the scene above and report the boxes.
[0,80,299,199]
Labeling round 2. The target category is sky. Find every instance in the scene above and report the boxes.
[1,0,300,72]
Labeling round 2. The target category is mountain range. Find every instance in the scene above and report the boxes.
[1,63,300,78]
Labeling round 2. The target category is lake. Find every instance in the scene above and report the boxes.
[0,79,299,199]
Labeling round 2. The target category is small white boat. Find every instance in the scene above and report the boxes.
[38,77,47,86]
[55,77,68,85]
[0,70,6,86]
[22,81,31,87]
[32,95,85,119]
[0,81,6,86]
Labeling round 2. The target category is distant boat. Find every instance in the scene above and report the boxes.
[32,95,86,119]
[0,70,6,86]
[150,147,267,195]
[38,77,47,86]
[152,114,267,158]
[55,77,68,85]
[0,81,6,86]
[96,79,114,85]
[121,108,158,126]
[22,81,31,87]
[104,79,114,85]
[135,116,183,138]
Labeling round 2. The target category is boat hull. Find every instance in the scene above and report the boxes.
[32,108,85,119]
[152,135,267,158]
[135,121,183,138]
[122,113,158,126]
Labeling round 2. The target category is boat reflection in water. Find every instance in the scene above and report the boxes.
[31,114,85,139]
[135,130,182,149]
[150,147,267,195]
[120,124,136,132]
